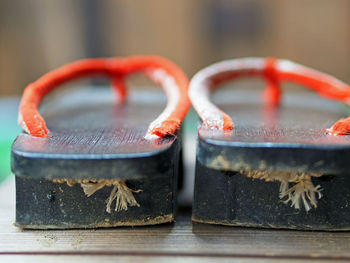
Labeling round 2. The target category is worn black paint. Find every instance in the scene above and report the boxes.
[193,161,350,230]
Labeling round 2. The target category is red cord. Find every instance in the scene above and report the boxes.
[18,56,190,139]
[262,58,281,106]
[189,58,350,135]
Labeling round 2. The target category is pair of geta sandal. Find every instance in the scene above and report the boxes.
[12,56,350,230]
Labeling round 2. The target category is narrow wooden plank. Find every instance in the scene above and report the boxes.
[1,177,350,261]
[1,255,338,263]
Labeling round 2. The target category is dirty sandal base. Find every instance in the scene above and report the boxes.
[193,90,350,231]
[193,161,350,231]
[12,88,182,229]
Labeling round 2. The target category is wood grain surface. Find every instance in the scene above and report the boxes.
[1,177,350,262]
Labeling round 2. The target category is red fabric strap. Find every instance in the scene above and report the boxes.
[18,56,190,139]
[189,58,350,135]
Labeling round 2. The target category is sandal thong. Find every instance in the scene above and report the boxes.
[12,55,190,229]
[190,57,350,230]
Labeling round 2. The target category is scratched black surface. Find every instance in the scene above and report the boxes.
[200,89,350,145]
[13,88,175,155]
[197,89,350,173]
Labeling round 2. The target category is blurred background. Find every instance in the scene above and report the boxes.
[1,0,350,183]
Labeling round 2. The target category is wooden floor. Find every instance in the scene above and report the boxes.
[1,178,350,262]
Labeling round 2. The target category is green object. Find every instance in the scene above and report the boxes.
[0,141,11,182]
[183,108,198,135]
[0,98,20,182]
